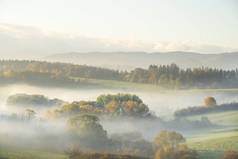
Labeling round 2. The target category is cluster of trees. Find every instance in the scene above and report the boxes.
[174,102,238,117]
[51,94,150,118]
[174,96,234,117]
[7,93,65,107]
[68,114,109,150]
[0,60,121,80]
[123,64,238,88]
[1,92,226,159]
[10,93,213,132]
[67,114,153,157]
[4,93,213,131]
[1,60,238,88]
[0,70,80,87]
[0,109,37,121]
[153,130,198,159]
[67,114,198,159]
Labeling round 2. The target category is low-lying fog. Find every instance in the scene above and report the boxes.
[1,84,237,152]
[1,84,238,118]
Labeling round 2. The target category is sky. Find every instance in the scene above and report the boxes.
[0,0,238,58]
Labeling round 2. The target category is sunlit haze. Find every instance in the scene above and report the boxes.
[0,0,238,58]
[1,1,238,159]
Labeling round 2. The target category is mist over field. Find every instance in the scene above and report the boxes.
[1,83,236,146]
[1,58,238,159]
[1,0,238,158]
[1,84,238,117]
[1,63,238,159]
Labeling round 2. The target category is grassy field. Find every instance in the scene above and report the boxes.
[187,130,238,159]
[0,145,67,159]
[78,78,164,91]
[196,150,223,159]
[185,111,238,159]
[1,84,237,159]
[79,77,238,92]
[188,129,238,151]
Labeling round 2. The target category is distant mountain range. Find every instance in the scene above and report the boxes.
[44,51,238,70]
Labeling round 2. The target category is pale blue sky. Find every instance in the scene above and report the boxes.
[0,0,237,56]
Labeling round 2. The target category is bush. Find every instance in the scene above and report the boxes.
[204,96,217,107]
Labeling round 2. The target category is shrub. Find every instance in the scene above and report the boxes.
[204,96,217,107]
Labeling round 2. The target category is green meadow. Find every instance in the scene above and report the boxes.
[185,110,238,159]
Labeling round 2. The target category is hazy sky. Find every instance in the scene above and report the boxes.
[0,0,238,58]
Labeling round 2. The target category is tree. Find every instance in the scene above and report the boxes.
[67,114,108,149]
[153,130,197,159]
[25,109,36,120]
[204,96,217,107]
[97,94,149,117]
[154,130,185,150]
[105,100,118,113]
[68,114,107,138]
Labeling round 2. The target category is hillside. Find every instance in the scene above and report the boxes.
[1,60,238,89]
[186,111,238,159]
[45,52,238,70]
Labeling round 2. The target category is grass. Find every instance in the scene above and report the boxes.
[186,111,238,151]
[185,110,238,158]
[187,129,238,150]
[0,145,68,159]
[196,150,223,159]
[78,78,164,91]
[187,130,238,159]
[80,77,238,93]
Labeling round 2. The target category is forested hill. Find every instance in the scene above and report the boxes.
[45,51,238,70]
[0,60,238,89]
[0,60,120,80]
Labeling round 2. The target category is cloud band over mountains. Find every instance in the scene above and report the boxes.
[0,23,237,59]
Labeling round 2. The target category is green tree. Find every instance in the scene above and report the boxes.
[67,114,108,149]
[154,130,185,150]
[68,114,107,138]
[153,130,197,159]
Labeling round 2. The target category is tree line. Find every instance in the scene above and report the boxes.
[174,102,238,117]
[1,60,238,88]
